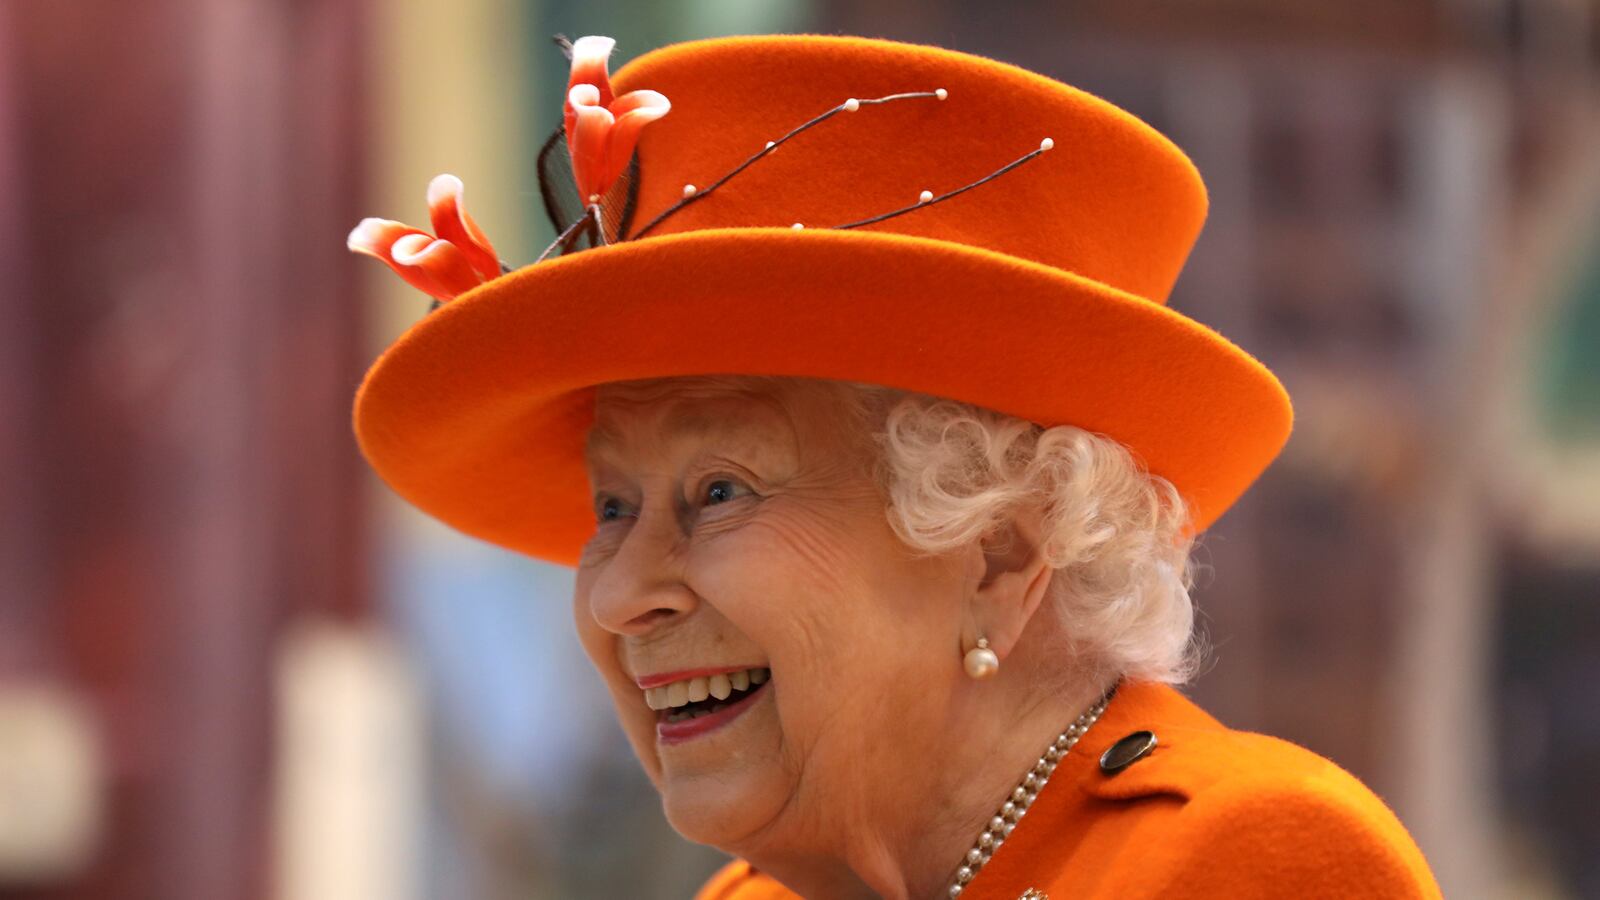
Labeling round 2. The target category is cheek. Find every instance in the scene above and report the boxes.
[690,505,944,729]
[693,507,875,651]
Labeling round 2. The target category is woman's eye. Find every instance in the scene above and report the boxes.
[596,496,631,523]
[703,478,745,506]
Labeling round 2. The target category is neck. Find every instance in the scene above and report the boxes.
[731,668,1117,900]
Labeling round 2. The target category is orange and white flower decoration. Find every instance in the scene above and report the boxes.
[348,37,670,302]
[347,174,500,303]
[564,36,671,204]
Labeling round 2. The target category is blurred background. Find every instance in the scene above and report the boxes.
[2,0,1598,898]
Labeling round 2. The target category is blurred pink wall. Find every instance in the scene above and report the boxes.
[0,1,372,897]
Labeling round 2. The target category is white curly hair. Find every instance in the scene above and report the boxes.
[840,381,1204,686]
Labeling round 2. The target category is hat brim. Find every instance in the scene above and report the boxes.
[354,227,1292,565]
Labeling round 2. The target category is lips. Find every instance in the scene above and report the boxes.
[655,678,770,745]
[635,665,773,745]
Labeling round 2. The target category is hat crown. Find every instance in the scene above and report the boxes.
[613,35,1208,305]
[350,34,1292,565]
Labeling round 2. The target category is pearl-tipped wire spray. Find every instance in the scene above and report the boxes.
[630,89,952,239]
[442,78,1042,306]
[534,203,600,264]
[831,136,1056,231]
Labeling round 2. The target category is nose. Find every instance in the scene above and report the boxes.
[583,503,700,637]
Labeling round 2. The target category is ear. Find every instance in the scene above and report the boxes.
[968,505,1054,659]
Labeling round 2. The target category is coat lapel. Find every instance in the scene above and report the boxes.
[962,679,1229,900]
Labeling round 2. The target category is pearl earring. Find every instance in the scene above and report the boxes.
[963,636,1000,680]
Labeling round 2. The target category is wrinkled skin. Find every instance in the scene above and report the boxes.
[572,375,1104,899]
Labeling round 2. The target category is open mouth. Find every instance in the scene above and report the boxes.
[642,667,771,743]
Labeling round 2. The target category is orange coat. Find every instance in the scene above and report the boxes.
[694,679,1442,899]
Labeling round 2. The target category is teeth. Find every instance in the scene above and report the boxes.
[644,668,770,711]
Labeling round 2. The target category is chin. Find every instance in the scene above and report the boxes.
[659,763,788,848]
[648,692,791,848]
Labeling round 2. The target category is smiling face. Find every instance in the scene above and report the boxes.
[573,375,975,850]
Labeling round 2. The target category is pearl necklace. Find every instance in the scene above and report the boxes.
[945,685,1115,897]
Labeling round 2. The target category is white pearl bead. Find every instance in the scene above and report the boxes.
[919,190,934,204]
[964,646,999,680]
[791,223,804,230]
[966,848,982,864]
[1040,137,1055,151]
[843,98,860,111]
[949,886,963,898]
[957,866,973,883]
[682,184,697,197]
[935,88,949,100]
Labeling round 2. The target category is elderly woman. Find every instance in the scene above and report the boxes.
[348,33,1442,900]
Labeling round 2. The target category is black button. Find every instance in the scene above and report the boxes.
[1099,730,1157,774]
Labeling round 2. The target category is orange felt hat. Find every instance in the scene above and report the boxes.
[351,34,1293,566]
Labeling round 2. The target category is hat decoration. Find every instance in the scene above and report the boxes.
[347,34,1295,564]
[347,34,1059,309]
[345,174,508,303]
